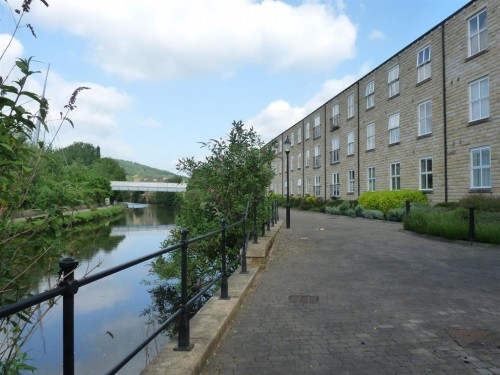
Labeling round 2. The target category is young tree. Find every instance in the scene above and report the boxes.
[149,121,276,311]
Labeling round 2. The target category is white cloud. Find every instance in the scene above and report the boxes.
[29,0,357,81]
[247,99,305,142]
[248,63,371,142]
[140,117,163,129]
[23,71,137,161]
[369,29,386,41]
[0,34,24,79]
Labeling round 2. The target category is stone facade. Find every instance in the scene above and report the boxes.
[271,0,498,204]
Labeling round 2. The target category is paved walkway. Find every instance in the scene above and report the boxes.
[200,210,500,374]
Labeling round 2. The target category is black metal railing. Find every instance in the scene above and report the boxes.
[0,198,279,375]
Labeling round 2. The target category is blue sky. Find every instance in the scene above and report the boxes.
[1,0,469,173]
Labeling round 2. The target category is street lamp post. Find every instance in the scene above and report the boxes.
[284,136,291,229]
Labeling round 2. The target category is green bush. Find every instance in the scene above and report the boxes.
[309,206,325,213]
[387,207,405,222]
[354,204,364,217]
[457,195,500,212]
[325,206,341,215]
[404,206,500,244]
[337,200,350,214]
[362,209,385,220]
[300,196,324,211]
[346,208,356,217]
[359,190,428,214]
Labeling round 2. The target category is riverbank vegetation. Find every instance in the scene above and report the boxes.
[0,2,129,371]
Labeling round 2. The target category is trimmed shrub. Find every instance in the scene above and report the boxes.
[359,190,428,214]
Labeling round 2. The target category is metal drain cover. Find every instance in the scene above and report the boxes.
[447,329,500,349]
[288,295,319,304]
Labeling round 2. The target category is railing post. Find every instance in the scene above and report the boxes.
[271,200,275,227]
[241,213,248,274]
[267,204,271,231]
[253,198,258,244]
[59,257,79,375]
[275,198,279,222]
[175,228,193,351]
[469,207,475,242]
[405,200,411,216]
[220,219,229,299]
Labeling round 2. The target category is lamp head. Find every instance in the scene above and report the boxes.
[284,135,291,153]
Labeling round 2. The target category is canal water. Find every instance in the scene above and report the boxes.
[23,204,178,374]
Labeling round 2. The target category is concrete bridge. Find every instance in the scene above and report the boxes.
[110,225,173,235]
[111,181,187,192]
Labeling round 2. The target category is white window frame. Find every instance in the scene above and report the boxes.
[331,173,340,198]
[388,64,400,97]
[313,114,321,139]
[348,170,355,193]
[365,80,375,109]
[305,177,311,195]
[347,93,355,119]
[368,166,376,192]
[290,155,294,171]
[290,132,294,146]
[298,127,302,144]
[278,160,282,175]
[305,121,310,140]
[347,131,354,156]
[417,45,431,83]
[468,9,488,57]
[279,139,282,152]
[297,153,302,170]
[390,162,401,191]
[314,144,320,168]
[314,175,321,197]
[331,103,340,129]
[418,100,432,136]
[297,178,302,196]
[290,178,294,195]
[419,157,433,191]
[367,123,375,150]
[388,112,400,144]
[469,76,489,122]
[331,137,340,164]
[471,146,491,188]
[305,148,310,167]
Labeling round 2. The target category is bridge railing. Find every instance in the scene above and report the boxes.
[0,197,279,375]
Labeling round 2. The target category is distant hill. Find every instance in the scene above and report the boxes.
[114,159,182,181]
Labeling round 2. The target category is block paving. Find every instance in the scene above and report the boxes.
[201,210,500,374]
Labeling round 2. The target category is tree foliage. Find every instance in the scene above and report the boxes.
[148,121,276,317]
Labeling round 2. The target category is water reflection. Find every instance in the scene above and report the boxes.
[22,204,178,375]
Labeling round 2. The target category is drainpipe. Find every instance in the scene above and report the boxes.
[302,120,305,197]
[441,25,448,203]
[357,82,360,197]
[324,105,327,201]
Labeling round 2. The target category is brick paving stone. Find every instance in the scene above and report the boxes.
[199,210,500,375]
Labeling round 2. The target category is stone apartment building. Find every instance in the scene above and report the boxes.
[270,0,498,204]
